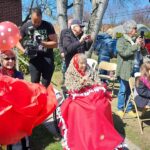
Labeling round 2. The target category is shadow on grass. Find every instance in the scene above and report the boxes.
[141,111,150,127]
[113,113,127,138]
[30,125,61,150]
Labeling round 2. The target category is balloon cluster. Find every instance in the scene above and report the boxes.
[0,21,20,51]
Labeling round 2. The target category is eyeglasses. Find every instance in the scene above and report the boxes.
[133,27,137,30]
[3,57,16,61]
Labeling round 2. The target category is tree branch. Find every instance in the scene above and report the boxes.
[67,3,73,9]
[22,0,35,24]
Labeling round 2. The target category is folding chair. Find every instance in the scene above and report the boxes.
[87,58,98,70]
[122,77,150,134]
[98,61,117,95]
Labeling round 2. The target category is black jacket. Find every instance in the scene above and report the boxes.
[62,29,92,68]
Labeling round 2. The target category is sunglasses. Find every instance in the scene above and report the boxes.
[3,57,16,61]
[133,27,137,30]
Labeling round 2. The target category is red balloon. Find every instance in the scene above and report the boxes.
[0,21,20,51]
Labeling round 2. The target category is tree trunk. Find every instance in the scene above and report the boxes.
[73,0,84,21]
[86,0,109,58]
[56,0,68,31]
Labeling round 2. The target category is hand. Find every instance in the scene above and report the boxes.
[24,49,28,56]
[79,34,91,43]
[135,37,143,46]
[80,75,89,84]
[141,39,145,48]
[61,53,65,58]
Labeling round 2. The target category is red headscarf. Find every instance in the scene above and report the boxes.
[73,54,86,76]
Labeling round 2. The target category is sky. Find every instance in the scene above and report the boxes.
[22,0,150,24]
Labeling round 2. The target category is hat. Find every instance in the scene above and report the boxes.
[71,19,85,27]
[0,49,16,57]
[134,72,141,78]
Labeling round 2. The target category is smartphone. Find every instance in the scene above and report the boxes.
[140,31,144,38]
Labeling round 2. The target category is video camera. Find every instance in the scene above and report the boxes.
[24,26,43,57]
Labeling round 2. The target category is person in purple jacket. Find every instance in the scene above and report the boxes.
[135,62,150,109]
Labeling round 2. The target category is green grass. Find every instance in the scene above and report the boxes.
[30,125,62,150]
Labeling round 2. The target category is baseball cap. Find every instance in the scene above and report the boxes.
[71,19,85,27]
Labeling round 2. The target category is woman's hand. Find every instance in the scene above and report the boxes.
[80,75,89,84]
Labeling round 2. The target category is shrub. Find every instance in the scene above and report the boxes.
[54,48,62,71]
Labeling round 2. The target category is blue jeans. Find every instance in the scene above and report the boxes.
[118,78,133,112]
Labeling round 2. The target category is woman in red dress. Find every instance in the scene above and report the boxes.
[59,54,126,150]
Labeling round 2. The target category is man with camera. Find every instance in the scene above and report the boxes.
[62,19,93,68]
[17,7,57,88]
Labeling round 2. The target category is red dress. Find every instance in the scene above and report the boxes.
[0,75,57,144]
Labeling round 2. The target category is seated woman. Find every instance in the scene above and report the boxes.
[59,54,126,150]
[135,62,150,109]
[0,50,57,149]
[0,50,28,150]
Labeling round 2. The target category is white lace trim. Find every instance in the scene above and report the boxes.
[56,107,70,150]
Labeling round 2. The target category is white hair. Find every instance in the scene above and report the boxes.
[123,20,137,34]
[78,53,87,62]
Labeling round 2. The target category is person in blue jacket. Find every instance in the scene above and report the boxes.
[95,29,117,80]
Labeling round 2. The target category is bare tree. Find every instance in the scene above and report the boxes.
[132,6,150,26]
[86,0,109,57]
[22,0,35,24]
[56,0,68,30]
[22,0,56,24]
[73,0,84,21]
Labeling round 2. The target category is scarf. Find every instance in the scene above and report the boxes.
[65,54,100,91]
[140,76,150,89]
[0,67,15,77]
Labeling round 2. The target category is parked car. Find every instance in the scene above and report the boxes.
[145,38,150,54]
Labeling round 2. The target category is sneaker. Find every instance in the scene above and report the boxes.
[116,110,124,118]
[53,135,62,141]
[127,111,137,118]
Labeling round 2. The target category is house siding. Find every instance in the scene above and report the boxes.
[0,0,22,25]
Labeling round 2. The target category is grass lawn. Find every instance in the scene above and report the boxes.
[25,54,150,150]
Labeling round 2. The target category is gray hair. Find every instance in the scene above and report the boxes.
[123,20,137,33]
[78,53,87,62]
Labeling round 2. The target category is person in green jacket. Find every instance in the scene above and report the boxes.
[116,20,146,118]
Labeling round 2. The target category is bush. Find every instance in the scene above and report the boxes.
[145,32,150,38]
[18,52,29,75]
[54,48,62,71]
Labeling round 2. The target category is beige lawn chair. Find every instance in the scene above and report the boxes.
[122,77,150,134]
[98,61,117,95]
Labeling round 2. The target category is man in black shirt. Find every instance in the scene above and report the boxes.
[17,7,57,87]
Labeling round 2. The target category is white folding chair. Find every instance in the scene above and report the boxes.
[87,58,98,70]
